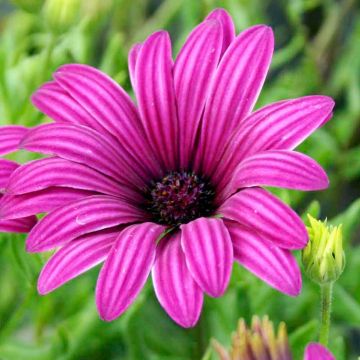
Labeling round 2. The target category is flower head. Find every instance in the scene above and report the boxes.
[302,215,344,284]
[0,126,36,233]
[213,316,335,360]
[0,9,334,327]
[213,316,291,360]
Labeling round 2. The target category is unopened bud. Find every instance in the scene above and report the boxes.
[302,215,345,285]
[43,0,80,33]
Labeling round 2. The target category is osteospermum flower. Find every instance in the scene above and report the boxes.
[0,9,334,327]
[213,316,335,360]
[0,126,36,233]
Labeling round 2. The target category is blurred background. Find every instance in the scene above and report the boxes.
[0,0,359,359]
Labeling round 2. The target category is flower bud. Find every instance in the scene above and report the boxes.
[43,0,81,33]
[212,316,292,360]
[81,0,112,22]
[302,215,345,285]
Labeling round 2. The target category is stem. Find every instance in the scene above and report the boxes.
[319,282,333,346]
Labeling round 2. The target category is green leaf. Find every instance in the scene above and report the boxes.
[289,319,319,360]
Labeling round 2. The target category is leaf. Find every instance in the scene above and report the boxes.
[331,198,360,242]
[333,285,360,326]
[289,319,319,360]
[301,200,321,222]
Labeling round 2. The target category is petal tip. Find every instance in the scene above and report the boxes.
[146,30,170,43]
[288,277,302,297]
[207,8,231,17]
[25,239,39,253]
[177,317,200,328]
[37,281,50,296]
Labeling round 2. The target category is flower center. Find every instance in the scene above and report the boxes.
[144,171,215,226]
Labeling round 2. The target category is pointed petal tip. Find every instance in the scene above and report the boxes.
[54,63,91,75]
[304,95,335,112]
[319,95,335,108]
[176,317,200,328]
[297,229,309,250]
[287,274,302,297]
[207,286,228,298]
[317,171,330,190]
[145,30,170,43]
[26,233,46,253]
[37,281,50,296]
[97,309,118,322]
[95,291,127,322]
[206,8,230,17]
[25,242,38,253]
[252,24,274,38]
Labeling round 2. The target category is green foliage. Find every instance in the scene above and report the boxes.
[0,0,359,359]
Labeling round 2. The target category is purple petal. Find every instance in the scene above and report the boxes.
[0,216,36,233]
[0,159,18,190]
[229,150,329,193]
[196,25,274,175]
[128,43,142,89]
[0,126,29,155]
[226,221,301,296]
[180,218,233,297]
[31,82,100,129]
[55,64,140,130]
[135,31,178,171]
[96,222,165,321]
[304,343,335,360]
[0,187,92,219]
[6,157,138,202]
[174,19,223,168]
[219,188,308,250]
[214,96,334,187]
[38,228,121,294]
[54,64,160,179]
[205,8,235,55]
[152,232,203,328]
[25,195,147,252]
[20,123,146,188]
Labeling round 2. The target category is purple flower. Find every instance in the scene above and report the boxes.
[304,343,335,360]
[0,9,334,327]
[213,316,335,359]
[0,126,36,233]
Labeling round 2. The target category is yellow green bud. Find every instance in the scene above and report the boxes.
[43,0,81,33]
[81,0,112,22]
[212,316,291,360]
[302,215,345,285]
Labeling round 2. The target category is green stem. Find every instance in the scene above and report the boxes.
[319,282,333,346]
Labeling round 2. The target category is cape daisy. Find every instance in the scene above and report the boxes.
[213,316,335,360]
[0,9,334,327]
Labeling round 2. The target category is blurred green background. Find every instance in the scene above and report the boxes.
[0,0,360,359]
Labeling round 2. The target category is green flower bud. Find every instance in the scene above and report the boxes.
[81,0,112,22]
[43,0,81,33]
[302,215,345,285]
